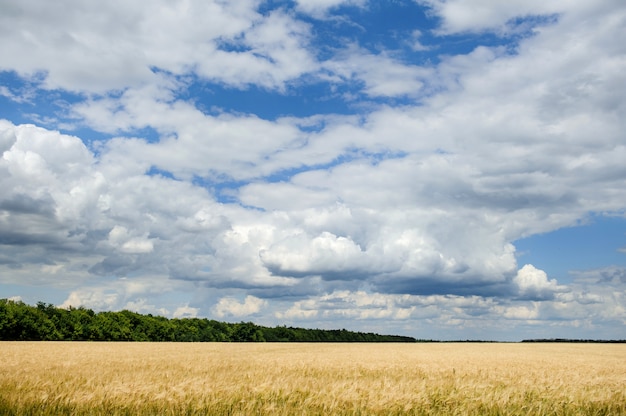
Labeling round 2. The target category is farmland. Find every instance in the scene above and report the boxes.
[1,342,624,415]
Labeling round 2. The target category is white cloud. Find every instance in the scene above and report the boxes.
[275,291,501,331]
[276,301,319,320]
[294,0,366,18]
[499,304,539,320]
[60,289,119,311]
[271,274,625,338]
[514,264,565,300]
[0,120,234,288]
[72,92,308,181]
[0,0,313,93]
[108,225,154,254]
[213,295,267,318]
[417,0,601,34]
[260,231,368,277]
[173,304,199,318]
[324,47,432,97]
[1,0,625,339]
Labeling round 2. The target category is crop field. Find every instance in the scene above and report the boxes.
[0,342,624,415]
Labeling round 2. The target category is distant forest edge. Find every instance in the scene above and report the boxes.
[2,300,624,343]
[0,299,417,342]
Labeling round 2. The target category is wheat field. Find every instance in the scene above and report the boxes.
[0,342,624,415]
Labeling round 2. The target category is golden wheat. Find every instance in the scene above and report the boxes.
[0,342,624,415]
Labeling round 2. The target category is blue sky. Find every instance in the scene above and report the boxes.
[1,0,625,341]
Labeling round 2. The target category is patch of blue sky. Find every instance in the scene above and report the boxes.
[190,81,358,119]
[1,70,82,112]
[514,214,626,282]
[242,2,453,67]
[64,128,115,155]
[0,70,114,142]
[2,70,168,148]
[214,36,251,54]
[256,0,295,16]
[293,2,437,62]
[1,70,53,124]
[505,14,560,36]
[145,166,178,180]
[437,14,561,57]
[191,74,434,122]
[2,6,553,131]
[382,5,556,60]
[338,1,435,51]
[0,94,26,125]
[298,1,543,65]
[191,175,248,204]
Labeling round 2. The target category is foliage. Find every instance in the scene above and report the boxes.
[0,299,416,342]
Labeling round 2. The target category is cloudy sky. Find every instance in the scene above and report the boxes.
[1,0,625,340]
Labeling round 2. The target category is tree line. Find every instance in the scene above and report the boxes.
[0,299,417,342]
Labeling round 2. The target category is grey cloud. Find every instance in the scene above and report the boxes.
[0,193,56,216]
[201,278,293,291]
[371,275,515,298]
[88,255,137,276]
[247,280,328,301]
[264,266,368,283]
[513,290,557,302]
[1,0,625,339]
[0,255,22,268]
[574,266,626,285]
[0,229,61,246]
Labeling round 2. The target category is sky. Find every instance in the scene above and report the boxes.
[1,0,625,341]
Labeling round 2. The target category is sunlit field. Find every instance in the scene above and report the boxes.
[1,342,624,415]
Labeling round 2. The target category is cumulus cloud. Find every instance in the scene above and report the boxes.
[0,120,234,287]
[513,264,566,300]
[213,296,267,318]
[173,304,199,318]
[1,0,625,339]
[260,231,369,278]
[61,289,119,311]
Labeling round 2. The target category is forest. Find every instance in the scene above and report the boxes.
[0,299,417,342]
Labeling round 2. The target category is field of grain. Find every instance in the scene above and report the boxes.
[0,342,624,415]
